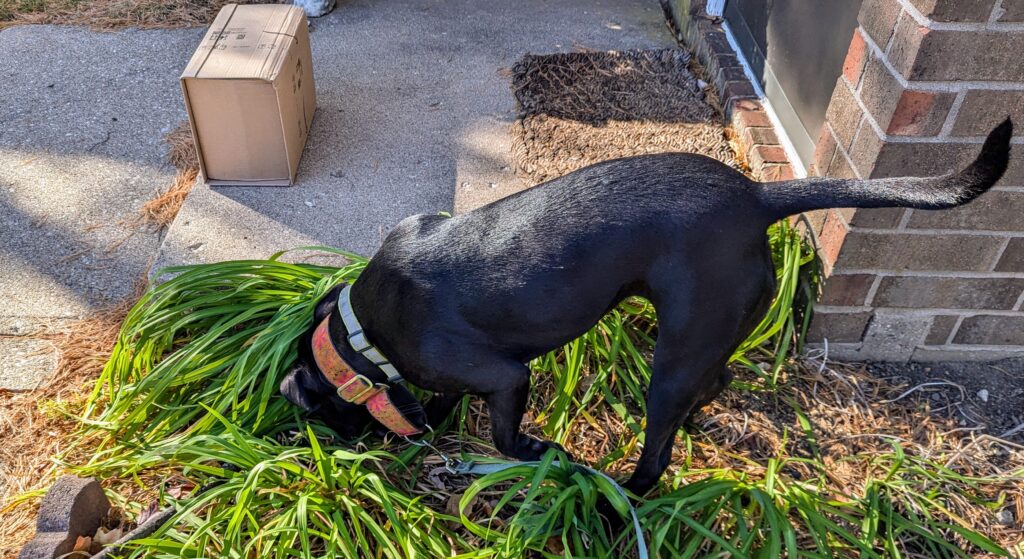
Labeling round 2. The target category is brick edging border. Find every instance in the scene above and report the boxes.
[662,4,796,183]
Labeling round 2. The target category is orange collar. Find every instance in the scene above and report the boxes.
[310,314,424,436]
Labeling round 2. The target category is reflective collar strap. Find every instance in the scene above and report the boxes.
[310,316,422,437]
[338,285,404,383]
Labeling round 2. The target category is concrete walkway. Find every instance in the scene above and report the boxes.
[0,26,200,389]
[0,0,675,389]
[156,0,674,267]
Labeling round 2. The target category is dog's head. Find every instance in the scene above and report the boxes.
[280,360,374,438]
[279,284,375,438]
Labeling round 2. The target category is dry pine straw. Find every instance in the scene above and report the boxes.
[0,0,273,31]
[0,298,135,559]
[134,122,199,231]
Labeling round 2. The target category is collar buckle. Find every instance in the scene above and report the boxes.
[336,373,387,405]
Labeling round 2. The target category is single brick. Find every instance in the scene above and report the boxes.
[925,315,960,344]
[843,29,869,86]
[838,232,1004,271]
[873,276,1024,309]
[749,145,789,169]
[887,16,930,79]
[995,238,1024,272]
[951,90,1024,137]
[820,274,876,306]
[850,207,906,228]
[874,142,1024,186]
[858,0,903,48]
[713,54,741,75]
[907,191,1024,231]
[716,65,748,87]
[818,210,850,271]
[827,147,857,179]
[859,311,933,361]
[849,124,884,176]
[908,0,996,22]
[887,90,955,136]
[760,164,795,181]
[825,79,864,151]
[723,80,757,106]
[954,315,1024,345]
[813,125,838,178]
[732,104,771,131]
[870,141,972,179]
[894,28,1024,81]
[742,126,780,148]
[807,311,872,343]
[859,54,905,129]
[703,28,733,58]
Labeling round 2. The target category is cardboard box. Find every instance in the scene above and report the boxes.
[181,4,316,186]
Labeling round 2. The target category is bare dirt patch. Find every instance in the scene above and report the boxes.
[869,358,1024,442]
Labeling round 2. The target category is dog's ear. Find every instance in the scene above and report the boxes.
[280,362,322,412]
[313,284,345,323]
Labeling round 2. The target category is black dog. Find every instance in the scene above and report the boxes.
[283,119,1012,495]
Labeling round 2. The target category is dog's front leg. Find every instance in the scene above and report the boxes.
[480,359,565,461]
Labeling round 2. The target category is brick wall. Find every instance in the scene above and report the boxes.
[809,0,1024,361]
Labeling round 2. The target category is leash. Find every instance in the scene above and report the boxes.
[403,435,649,559]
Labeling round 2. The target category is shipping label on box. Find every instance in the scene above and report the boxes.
[181,4,317,186]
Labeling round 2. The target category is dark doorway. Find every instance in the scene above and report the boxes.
[724,0,864,168]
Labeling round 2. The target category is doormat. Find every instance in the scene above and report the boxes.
[511,49,738,184]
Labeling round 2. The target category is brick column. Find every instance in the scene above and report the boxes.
[809,0,1024,361]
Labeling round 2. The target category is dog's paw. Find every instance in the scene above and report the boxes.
[514,435,572,462]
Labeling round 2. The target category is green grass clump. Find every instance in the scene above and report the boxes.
[61,227,1019,558]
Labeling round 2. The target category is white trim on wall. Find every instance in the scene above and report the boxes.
[706,0,727,18]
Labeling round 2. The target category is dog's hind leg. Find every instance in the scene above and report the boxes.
[623,269,766,495]
[624,347,731,496]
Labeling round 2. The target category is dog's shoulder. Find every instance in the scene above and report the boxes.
[382,213,451,246]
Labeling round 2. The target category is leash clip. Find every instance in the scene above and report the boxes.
[401,426,468,474]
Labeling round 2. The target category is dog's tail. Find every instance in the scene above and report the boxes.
[756,118,1012,219]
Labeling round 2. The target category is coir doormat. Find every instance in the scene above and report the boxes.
[510,49,738,184]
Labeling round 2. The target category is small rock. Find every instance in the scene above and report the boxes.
[996,508,1014,526]
[931,393,941,401]
[488,182,497,189]
[977,389,989,403]
[461,182,470,188]
[697,79,708,89]
[304,200,315,208]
